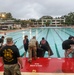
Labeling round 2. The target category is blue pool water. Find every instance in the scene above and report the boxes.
[1,27,74,58]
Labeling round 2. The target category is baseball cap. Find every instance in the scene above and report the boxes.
[6,37,13,42]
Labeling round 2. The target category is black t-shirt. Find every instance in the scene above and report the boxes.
[23,39,29,47]
[23,39,29,51]
[0,38,4,48]
[0,45,20,64]
[40,40,50,51]
[62,39,74,50]
[0,38,3,43]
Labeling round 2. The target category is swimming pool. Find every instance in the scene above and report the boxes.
[1,27,74,58]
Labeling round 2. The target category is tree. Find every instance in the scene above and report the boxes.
[62,12,74,25]
[6,13,13,19]
[40,16,53,19]
[45,20,50,26]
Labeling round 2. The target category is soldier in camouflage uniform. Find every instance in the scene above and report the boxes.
[0,37,23,75]
[28,36,38,63]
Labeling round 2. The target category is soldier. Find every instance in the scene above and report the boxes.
[28,36,38,63]
[0,37,23,75]
[40,37,53,57]
[23,35,29,57]
[0,36,5,50]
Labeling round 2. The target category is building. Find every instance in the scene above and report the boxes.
[0,20,21,30]
[41,18,65,26]
[30,18,65,27]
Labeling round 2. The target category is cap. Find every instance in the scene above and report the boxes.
[68,36,74,39]
[6,37,13,42]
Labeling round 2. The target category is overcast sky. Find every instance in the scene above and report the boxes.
[0,0,74,19]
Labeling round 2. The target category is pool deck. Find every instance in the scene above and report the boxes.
[0,27,30,35]
[0,72,74,75]
[0,58,74,73]
[0,58,74,75]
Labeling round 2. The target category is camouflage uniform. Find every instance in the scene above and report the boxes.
[28,37,37,61]
[4,64,21,75]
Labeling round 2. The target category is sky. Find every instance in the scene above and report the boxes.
[0,0,74,19]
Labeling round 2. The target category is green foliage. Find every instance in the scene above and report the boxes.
[40,16,53,19]
[44,20,50,26]
[63,12,74,25]
[6,13,12,19]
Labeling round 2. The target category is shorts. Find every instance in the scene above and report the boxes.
[4,64,21,75]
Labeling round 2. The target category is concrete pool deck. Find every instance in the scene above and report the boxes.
[0,27,31,35]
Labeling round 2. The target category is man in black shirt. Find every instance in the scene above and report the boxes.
[62,36,74,58]
[40,37,53,57]
[0,36,4,49]
[23,35,29,57]
[0,37,23,75]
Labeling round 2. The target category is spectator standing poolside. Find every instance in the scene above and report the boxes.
[23,35,29,57]
[0,36,5,50]
[0,37,23,75]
